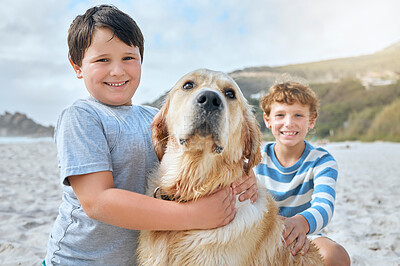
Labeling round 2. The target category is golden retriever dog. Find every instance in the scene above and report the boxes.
[137,69,323,265]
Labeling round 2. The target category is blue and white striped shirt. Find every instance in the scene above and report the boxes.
[255,141,338,234]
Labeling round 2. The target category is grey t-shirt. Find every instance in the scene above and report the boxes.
[45,97,159,265]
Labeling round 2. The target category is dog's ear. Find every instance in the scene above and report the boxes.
[242,106,262,174]
[151,98,170,161]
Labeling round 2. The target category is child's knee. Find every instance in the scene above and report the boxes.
[313,238,350,266]
[325,243,350,266]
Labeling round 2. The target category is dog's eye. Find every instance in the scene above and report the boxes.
[224,89,236,99]
[183,81,194,90]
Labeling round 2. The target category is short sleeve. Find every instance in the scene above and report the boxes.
[55,104,113,185]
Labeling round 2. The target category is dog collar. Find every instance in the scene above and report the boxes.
[153,186,177,201]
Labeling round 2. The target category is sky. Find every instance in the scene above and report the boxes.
[1,0,400,126]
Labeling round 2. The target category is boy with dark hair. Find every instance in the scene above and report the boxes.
[44,5,256,265]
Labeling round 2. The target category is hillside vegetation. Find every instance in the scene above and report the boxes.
[148,42,400,142]
[311,79,400,141]
[252,78,400,142]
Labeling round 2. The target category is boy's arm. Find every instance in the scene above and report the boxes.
[299,155,338,234]
[280,154,338,255]
[69,171,237,230]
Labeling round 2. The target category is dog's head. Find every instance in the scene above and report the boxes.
[152,69,261,175]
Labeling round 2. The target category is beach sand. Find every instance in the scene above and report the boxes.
[0,140,399,265]
[322,141,400,265]
[0,140,60,266]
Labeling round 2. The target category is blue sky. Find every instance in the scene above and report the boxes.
[1,0,400,126]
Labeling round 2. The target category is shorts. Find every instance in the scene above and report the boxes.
[308,233,325,241]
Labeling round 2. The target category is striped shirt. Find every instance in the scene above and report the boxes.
[255,141,338,234]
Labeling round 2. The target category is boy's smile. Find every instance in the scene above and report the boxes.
[104,81,130,93]
[105,81,128,87]
[281,131,298,136]
[70,27,142,106]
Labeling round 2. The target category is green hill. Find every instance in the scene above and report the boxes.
[147,41,400,142]
[231,41,400,93]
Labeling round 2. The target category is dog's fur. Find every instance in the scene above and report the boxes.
[137,69,323,265]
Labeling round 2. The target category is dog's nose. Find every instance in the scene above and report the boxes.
[196,91,222,112]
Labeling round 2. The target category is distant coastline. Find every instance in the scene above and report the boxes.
[0,111,54,138]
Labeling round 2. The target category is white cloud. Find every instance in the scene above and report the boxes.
[1,0,400,125]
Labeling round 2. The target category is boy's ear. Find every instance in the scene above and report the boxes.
[263,113,271,129]
[309,115,317,130]
[69,58,83,79]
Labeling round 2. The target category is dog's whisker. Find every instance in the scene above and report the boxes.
[159,135,170,142]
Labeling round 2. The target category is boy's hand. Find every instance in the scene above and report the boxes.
[281,215,310,256]
[231,168,258,203]
[186,186,237,229]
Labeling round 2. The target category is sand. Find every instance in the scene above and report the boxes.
[0,139,399,265]
[0,139,60,266]
[322,141,400,265]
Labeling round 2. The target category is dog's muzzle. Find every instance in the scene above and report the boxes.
[178,89,225,154]
[193,90,223,138]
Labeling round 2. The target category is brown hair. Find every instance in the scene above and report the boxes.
[67,4,144,66]
[260,81,319,119]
